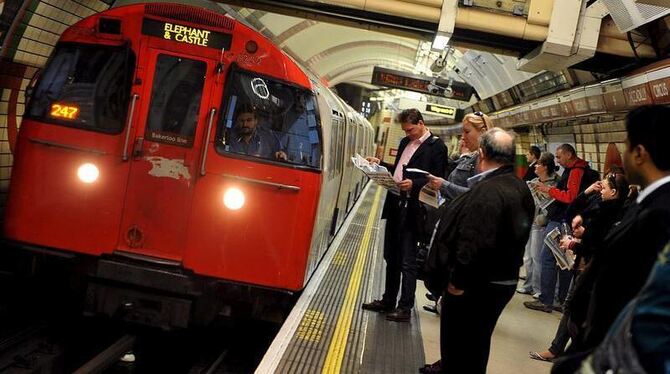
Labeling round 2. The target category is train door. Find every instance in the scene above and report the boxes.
[116,49,216,261]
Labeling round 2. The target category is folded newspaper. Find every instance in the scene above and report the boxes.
[351,154,400,195]
[527,180,555,210]
[544,227,575,271]
[418,185,445,208]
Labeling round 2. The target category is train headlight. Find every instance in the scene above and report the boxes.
[223,187,245,210]
[77,163,99,183]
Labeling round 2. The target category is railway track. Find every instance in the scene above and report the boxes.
[0,316,274,373]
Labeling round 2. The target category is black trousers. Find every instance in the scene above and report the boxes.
[381,210,418,311]
[440,282,516,374]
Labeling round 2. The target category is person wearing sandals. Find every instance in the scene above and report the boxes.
[552,105,670,373]
[529,169,630,362]
[516,152,559,297]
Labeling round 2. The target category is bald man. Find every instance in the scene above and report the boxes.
[423,128,535,374]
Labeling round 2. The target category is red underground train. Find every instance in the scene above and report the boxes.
[3,2,374,328]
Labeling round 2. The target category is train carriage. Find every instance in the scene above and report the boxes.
[4,2,373,328]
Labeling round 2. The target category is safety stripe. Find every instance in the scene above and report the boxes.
[321,187,382,374]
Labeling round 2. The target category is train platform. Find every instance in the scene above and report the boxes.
[257,183,562,373]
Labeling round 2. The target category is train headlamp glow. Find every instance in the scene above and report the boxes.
[223,187,245,210]
[77,163,99,183]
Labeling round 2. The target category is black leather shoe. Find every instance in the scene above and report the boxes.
[385,308,411,322]
[419,360,442,374]
[425,292,437,302]
[422,304,438,314]
[362,299,394,313]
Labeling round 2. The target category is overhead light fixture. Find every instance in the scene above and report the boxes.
[432,33,451,51]
[431,0,458,52]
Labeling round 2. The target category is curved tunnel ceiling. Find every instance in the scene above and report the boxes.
[4,0,661,106]
[233,4,542,100]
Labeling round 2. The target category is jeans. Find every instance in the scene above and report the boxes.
[382,214,418,311]
[539,221,573,306]
[549,273,579,356]
[520,225,544,294]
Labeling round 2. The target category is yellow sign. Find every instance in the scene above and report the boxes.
[163,22,211,47]
[142,19,232,50]
[50,103,79,120]
[425,103,456,118]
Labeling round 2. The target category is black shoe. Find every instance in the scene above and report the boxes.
[553,305,564,313]
[386,308,411,322]
[419,360,442,373]
[362,299,394,313]
[425,292,437,302]
[422,304,438,314]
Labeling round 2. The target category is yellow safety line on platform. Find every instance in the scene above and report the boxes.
[322,187,382,374]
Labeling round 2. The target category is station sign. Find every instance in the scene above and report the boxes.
[142,18,232,50]
[371,66,475,102]
[424,103,456,119]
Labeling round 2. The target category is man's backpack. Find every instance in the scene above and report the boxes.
[577,165,601,193]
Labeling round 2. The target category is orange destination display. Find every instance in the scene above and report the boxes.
[49,103,79,120]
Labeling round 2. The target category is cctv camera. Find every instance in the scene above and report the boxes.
[427,83,441,95]
[430,54,448,73]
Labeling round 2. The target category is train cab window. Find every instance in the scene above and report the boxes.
[26,43,135,133]
[145,55,206,147]
[217,69,321,169]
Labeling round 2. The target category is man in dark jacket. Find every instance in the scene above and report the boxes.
[553,105,670,373]
[582,242,670,374]
[525,144,588,313]
[361,108,448,322]
[523,145,541,181]
[424,128,534,374]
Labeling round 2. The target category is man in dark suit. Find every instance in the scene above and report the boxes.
[523,145,541,181]
[423,128,535,374]
[361,108,448,322]
[553,105,670,373]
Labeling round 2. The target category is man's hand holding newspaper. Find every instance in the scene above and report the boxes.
[351,154,400,195]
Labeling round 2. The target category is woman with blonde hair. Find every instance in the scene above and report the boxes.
[420,111,495,374]
[427,111,494,199]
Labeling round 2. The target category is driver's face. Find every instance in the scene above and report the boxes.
[237,112,257,134]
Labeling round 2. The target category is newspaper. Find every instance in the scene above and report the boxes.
[544,227,575,271]
[418,185,445,208]
[351,154,400,195]
[527,180,555,210]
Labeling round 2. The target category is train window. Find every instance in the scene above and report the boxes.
[217,68,322,169]
[145,55,206,147]
[26,43,135,133]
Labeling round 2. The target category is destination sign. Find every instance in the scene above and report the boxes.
[142,18,232,50]
[371,66,475,102]
[424,103,456,118]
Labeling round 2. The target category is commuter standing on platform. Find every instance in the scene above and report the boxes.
[552,105,670,373]
[361,108,448,323]
[523,145,541,181]
[525,144,589,313]
[422,111,494,315]
[423,128,534,374]
[517,152,559,297]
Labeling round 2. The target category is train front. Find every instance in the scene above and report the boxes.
[3,3,323,328]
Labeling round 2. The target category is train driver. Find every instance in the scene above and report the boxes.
[229,104,288,161]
